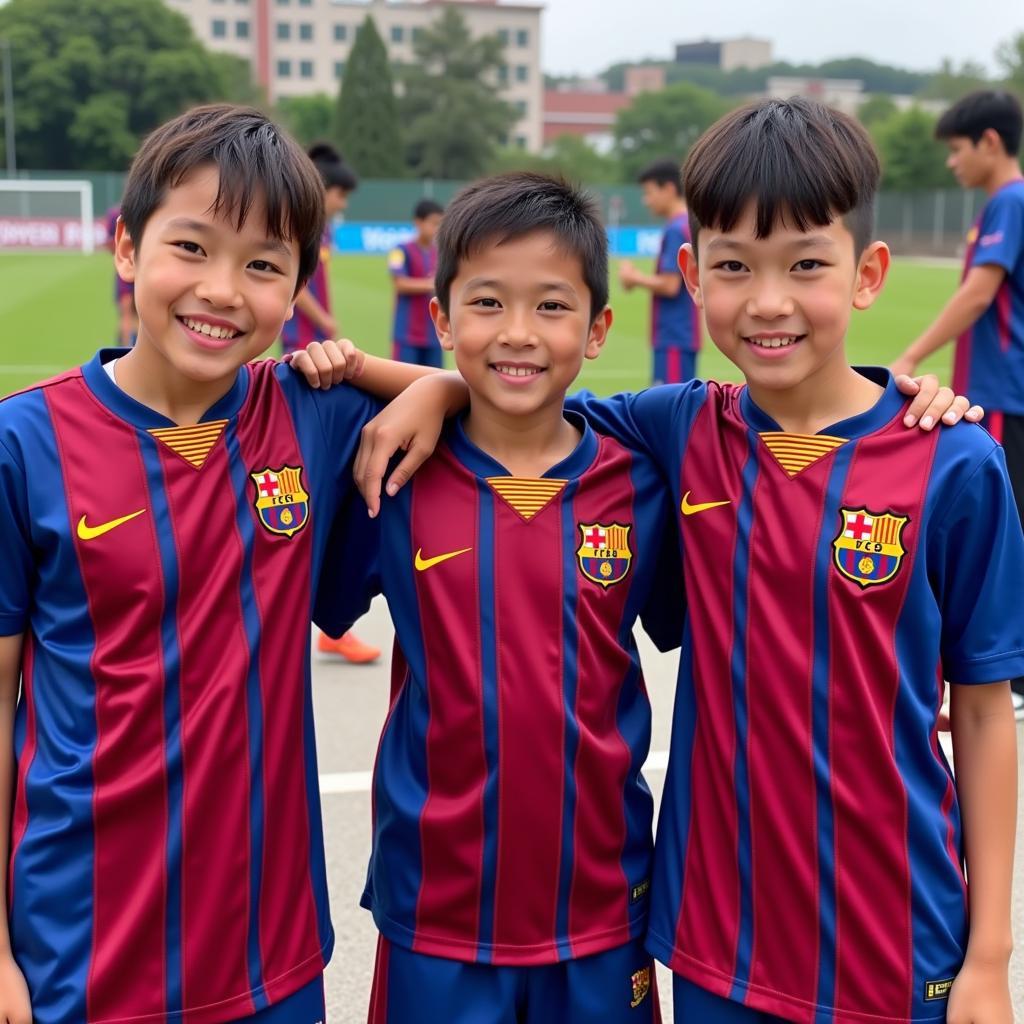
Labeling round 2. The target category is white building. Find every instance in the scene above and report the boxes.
[675,37,773,72]
[163,0,544,151]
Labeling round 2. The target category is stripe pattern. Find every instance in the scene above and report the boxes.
[486,477,567,521]
[759,432,846,477]
[149,419,228,468]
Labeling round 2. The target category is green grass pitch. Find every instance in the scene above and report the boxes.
[0,252,959,398]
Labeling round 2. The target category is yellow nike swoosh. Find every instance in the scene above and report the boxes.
[680,491,731,516]
[77,509,146,541]
[414,546,472,571]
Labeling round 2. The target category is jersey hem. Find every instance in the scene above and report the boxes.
[367,901,645,966]
[647,931,948,1024]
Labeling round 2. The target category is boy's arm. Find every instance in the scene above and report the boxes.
[293,288,336,338]
[890,265,1005,378]
[393,276,436,296]
[618,260,683,297]
[0,633,32,1023]
[944,679,1016,1024]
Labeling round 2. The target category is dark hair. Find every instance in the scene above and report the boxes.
[413,198,445,220]
[683,98,880,256]
[637,158,683,194]
[121,104,325,289]
[307,142,359,192]
[435,173,607,320]
[935,90,1023,156]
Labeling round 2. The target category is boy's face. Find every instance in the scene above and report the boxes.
[115,166,300,385]
[680,201,889,396]
[324,186,349,219]
[641,180,679,220]
[431,230,611,422]
[944,133,999,189]
[417,213,443,246]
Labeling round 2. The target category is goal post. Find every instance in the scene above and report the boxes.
[0,178,96,253]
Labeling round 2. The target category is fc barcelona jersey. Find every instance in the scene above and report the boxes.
[0,351,379,1023]
[389,241,439,349]
[360,415,681,965]
[572,371,1024,1023]
[281,228,333,353]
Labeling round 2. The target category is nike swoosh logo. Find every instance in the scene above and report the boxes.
[680,491,731,516]
[77,509,146,541]
[414,546,472,571]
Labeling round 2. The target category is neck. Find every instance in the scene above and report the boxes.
[463,400,580,477]
[984,159,1024,195]
[668,200,687,219]
[746,356,884,435]
[115,340,237,426]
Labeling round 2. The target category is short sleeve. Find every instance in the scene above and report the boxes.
[657,224,686,275]
[931,445,1024,683]
[388,247,410,277]
[0,435,32,636]
[972,192,1024,275]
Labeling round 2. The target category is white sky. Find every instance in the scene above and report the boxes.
[538,0,1022,78]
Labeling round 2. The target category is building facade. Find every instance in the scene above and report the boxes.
[675,36,773,72]
[163,0,544,151]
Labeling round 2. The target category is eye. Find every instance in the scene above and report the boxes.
[713,260,746,273]
[793,259,825,272]
[539,300,568,311]
[174,240,204,255]
[471,297,501,308]
[249,259,281,274]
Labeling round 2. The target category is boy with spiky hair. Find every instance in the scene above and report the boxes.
[389,198,445,368]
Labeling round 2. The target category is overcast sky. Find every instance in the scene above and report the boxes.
[540,1,1021,78]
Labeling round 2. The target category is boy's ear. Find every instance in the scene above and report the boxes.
[430,297,454,351]
[980,126,1005,155]
[678,243,701,307]
[113,218,137,284]
[852,241,891,311]
[584,306,613,360]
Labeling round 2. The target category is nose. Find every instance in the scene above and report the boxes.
[194,259,242,309]
[497,308,537,347]
[745,275,795,321]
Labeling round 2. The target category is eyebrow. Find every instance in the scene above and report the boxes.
[164,217,292,257]
[704,234,838,252]
[463,277,577,294]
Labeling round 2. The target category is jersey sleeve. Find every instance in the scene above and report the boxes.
[388,246,410,278]
[931,444,1024,683]
[972,191,1024,275]
[0,434,32,636]
[657,223,686,275]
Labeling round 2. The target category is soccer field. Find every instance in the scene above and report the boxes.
[0,251,959,397]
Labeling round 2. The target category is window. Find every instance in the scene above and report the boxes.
[276,21,290,39]
[391,25,404,43]
[299,22,313,41]
[334,61,345,78]
[497,63,508,84]
[211,18,227,37]
[513,100,527,116]
[497,28,509,44]
[515,135,527,148]
[275,0,289,5]
[298,0,312,5]
[412,26,423,42]
[334,23,347,41]
[300,60,314,78]
[277,59,291,76]
[516,28,528,46]
[236,19,250,37]
[515,64,528,82]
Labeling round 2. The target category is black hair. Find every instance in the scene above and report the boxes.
[413,198,445,220]
[683,97,881,256]
[637,158,683,195]
[122,104,324,289]
[307,142,359,192]
[434,172,608,321]
[935,90,1023,157]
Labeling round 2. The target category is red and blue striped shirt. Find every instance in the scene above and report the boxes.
[389,241,439,350]
[652,212,700,353]
[281,229,333,354]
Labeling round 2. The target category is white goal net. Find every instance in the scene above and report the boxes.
[0,179,96,253]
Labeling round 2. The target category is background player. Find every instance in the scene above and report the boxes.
[104,204,137,346]
[388,198,444,367]
[617,159,700,385]
[891,89,1024,714]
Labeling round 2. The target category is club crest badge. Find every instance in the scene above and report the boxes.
[577,522,632,588]
[833,507,908,588]
[251,466,310,538]
[630,965,651,1008]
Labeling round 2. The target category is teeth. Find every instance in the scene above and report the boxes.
[183,317,238,339]
[748,336,799,349]
[495,365,541,377]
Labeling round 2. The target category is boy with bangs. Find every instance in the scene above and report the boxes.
[346,99,1021,1024]
[0,104,455,1023]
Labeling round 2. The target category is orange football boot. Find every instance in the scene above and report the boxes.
[316,630,381,664]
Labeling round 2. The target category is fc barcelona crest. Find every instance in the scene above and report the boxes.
[577,522,632,589]
[630,966,651,1007]
[832,507,908,588]
[251,465,310,538]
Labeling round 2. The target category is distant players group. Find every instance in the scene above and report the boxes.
[1,82,1023,1024]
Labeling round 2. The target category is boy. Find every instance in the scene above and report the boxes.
[348,100,1015,1024]
[0,104,447,1024]
[618,158,700,385]
[104,204,138,346]
[891,89,1024,712]
[388,198,445,367]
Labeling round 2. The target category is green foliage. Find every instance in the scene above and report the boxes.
[856,94,899,129]
[488,134,622,184]
[277,94,334,148]
[873,108,950,190]
[916,58,990,101]
[399,8,517,179]
[333,16,404,178]
[997,33,1024,94]
[0,0,238,170]
[613,82,731,180]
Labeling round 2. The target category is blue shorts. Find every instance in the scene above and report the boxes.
[672,975,787,1022]
[652,348,696,386]
[234,974,325,1022]
[369,935,660,1023]
[393,343,444,368]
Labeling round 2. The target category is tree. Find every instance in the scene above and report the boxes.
[277,94,334,148]
[873,107,951,191]
[996,33,1024,95]
[856,94,899,130]
[333,16,404,178]
[916,57,989,101]
[0,0,238,170]
[613,83,731,181]
[399,8,517,179]
[488,134,622,184]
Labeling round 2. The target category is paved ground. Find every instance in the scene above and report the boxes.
[314,598,1024,1022]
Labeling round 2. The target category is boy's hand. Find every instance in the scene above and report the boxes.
[894,373,983,429]
[285,339,366,389]
[618,260,639,290]
[945,957,1013,1024]
[0,953,32,1024]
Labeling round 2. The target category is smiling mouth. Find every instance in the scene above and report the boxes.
[178,316,242,340]
[492,363,544,377]
[744,334,805,349]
